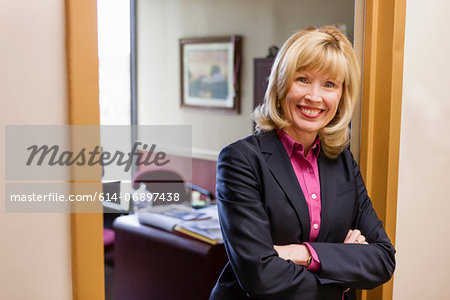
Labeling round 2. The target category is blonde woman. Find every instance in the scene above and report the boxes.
[210,26,395,300]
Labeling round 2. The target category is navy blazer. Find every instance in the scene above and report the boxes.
[210,131,395,300]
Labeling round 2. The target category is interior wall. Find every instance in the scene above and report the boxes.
[394,0,450,298]
[0,0,72,299]
[137,0,354,159]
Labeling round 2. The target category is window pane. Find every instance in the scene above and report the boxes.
[97,0,131,125]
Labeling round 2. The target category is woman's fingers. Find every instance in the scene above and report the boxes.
[346,229,361,244]
[273,244,311,267]
[344,229,353,242]
[357,234,366,244]
[344,229,368,244]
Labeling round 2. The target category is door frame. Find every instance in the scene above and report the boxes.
[65,0,104,299]
[359,0,406,299]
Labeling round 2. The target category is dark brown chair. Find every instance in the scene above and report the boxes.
[132,169,190,207]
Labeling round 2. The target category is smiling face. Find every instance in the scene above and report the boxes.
[283,69,343,143]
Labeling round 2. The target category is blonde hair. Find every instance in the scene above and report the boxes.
[252,26,361,159]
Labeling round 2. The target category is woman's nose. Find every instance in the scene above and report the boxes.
[305,84,323,102]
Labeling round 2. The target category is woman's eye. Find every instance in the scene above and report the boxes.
[296,77,308,83]
[324,81,336,88]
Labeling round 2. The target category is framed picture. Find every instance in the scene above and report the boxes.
[180,36,241,114]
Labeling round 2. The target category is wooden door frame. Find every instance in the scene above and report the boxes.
[65,0,104,299]
[359,0,406,299]
[65,0,407,299]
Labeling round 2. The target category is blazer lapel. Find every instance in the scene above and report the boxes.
[316,151,336,242]
[259,132,311,242]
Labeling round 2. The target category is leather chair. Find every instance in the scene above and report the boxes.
[132,168,214,208]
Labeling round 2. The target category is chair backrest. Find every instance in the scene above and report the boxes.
[132,169,189,206]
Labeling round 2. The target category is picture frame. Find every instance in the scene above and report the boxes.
[180,36,241,114]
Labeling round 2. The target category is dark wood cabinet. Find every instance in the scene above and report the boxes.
[114,215,228,300]
[253,57,274,108]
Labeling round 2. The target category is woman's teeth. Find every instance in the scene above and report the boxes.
[299,106,321,116]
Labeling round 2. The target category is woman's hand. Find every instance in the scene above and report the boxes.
[273,244,311,267]
[344,229,369,244]
[274,229,368,268]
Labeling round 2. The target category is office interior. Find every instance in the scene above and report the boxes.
[1,0,449,299]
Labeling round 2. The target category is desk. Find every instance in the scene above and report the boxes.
[114,215,228,300]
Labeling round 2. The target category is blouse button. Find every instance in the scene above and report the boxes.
[311,193,317,200]
[313,224,319,230]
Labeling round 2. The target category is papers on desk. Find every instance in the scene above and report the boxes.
[137,204,223,245]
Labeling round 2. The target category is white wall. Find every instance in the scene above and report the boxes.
[394,0,450,299]
[0,0,72,299]
[136,0,354,159]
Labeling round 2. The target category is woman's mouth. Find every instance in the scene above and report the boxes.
[297,105,324,118]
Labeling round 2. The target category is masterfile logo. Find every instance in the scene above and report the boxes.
[25,142,170,172]
[5,125,191,181]
[4,125,192,213]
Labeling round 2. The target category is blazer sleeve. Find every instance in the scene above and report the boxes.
[309,151,396,289]
[216,143,342,299]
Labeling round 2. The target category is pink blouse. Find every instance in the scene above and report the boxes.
[277,130,322,272]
